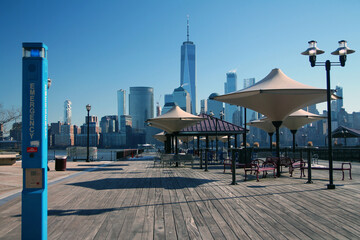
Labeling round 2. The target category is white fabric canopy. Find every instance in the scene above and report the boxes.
[247,119,276,133]
[153,132,166,142]
[249,109,326,132]
[147,105,204,133]
[215,68,338,122]
[282,109,326,130]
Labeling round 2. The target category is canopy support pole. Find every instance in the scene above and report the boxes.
[290,130,297,158]
[272,121,282,177]
[269,132,274,153]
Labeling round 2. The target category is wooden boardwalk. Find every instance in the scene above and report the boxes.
[0,156,359,239]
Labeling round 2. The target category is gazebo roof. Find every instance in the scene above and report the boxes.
[179,113,246,136]
[332,125,360,138]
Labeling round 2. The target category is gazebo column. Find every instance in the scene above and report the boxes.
[165,134,171,154]
[205,135,209,172]
[197,135,200,156]
[227,135,231,157]
[175,135,178,154]
[243,107,247,149]
[234,134,238,148]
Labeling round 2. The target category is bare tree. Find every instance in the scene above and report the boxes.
[0,103,22,134]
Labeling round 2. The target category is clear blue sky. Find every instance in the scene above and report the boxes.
[1,0,360,127]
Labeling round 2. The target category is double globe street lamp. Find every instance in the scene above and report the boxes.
[301,40,355,189]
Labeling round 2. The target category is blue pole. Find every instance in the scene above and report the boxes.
[22,42,48,239]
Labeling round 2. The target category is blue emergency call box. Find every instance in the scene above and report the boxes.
[22,42,48,240]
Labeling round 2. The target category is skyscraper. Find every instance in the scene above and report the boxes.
[117,89,126,131]
[335,85,343,113]
[200,99,207,114]
[129,87,154,130]
[243,78,257,123]
[180,16,196,114]
[225,71,238,123]
[64,100,72,124]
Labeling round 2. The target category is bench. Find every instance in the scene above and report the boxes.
[223,159,245,173]
[159,154,194,167]
[289,158,305,177]
[300,162,352,180]
[244,159,277,182]
[266,156,292,169]
[174,154,194,167]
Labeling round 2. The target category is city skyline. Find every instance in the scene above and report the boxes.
[1,1,360,127]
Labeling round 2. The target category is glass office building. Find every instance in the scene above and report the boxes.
[117,89,126,132]
[129,87,154,130]
[225,72,238,123]
[64,100,72,125]
[243,78,257,123]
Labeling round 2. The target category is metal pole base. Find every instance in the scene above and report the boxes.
[231,182,238,185]
[306,180,313,184]
[327,184,336,189]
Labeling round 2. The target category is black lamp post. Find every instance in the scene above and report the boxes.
[302,40,355,189]
[86,104,91,162]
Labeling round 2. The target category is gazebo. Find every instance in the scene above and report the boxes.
[332,126,360,146]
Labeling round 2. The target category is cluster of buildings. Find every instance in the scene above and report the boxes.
[1,19,359,150]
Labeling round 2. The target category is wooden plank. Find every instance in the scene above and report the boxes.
[153,166,166,240]
[180,169,245,240]
[161,169,178,240]
[165,169,190,240]
[128,164,152,240]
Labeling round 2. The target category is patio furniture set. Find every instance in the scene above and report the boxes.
[224,156,352,182]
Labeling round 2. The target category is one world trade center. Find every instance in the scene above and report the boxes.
[180,16,196,114]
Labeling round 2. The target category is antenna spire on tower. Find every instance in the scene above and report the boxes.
[187,15,189,42]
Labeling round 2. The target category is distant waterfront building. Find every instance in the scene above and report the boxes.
[164,94,174,104]
[305,104,319,115]
[64,100,72,125]
[180,17,196,114]
[243,78,257,123]
[117,89,126,131]
[129,87,154,130]
[0,123,3,139]
[207,93,223,118]
[54,123,74,147]
[100,115,118,134]
[173,86,191,112]
[156,103,162,117]
[50,121,62,135]
[335,85,343,113]
[244,78,255,89]
[200,99,207,114]
[10,122,22,141]
[120,115,132,130]
[225,71,238,123]
[75,116,100,146]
